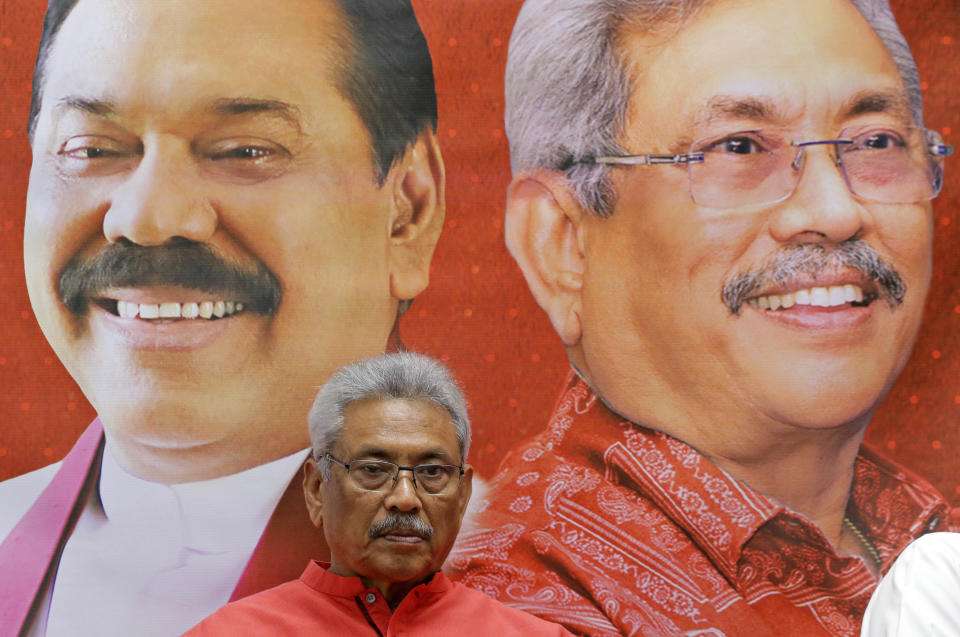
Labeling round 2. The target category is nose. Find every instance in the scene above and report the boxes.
[102,139,217,246]
[767,144,870,244]
[382,470,423,512]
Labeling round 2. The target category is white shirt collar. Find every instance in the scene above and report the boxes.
[98,439,310,555]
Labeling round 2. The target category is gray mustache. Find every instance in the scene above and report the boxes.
[368,511,434,540]
[721,240,905,314]
[58,239,282,315]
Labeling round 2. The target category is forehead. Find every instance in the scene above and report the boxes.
[41,0,351,127]
[618,0,907,143]
[339,398,460,460]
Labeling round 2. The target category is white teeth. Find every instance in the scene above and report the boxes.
[811,287,829,307]
[117,301,139,318]
[749,284,865,311]
[114,299,244,321]
[828,286,845,306]
[159,302,181,318]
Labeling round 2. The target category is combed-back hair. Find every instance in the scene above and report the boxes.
[308,352,470,477]
[505,0,924,217]
[27,0,437,185]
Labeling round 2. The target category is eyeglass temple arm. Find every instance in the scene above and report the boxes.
[588,152,705,166]
[930,143,954,157]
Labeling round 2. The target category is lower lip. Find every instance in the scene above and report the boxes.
[748,301,874,330]
[90,305,243,350]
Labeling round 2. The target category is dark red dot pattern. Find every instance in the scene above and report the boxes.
[0,2,957,508]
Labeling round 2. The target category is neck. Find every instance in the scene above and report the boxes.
[571,352,875,557]
[105,427,311,483]
[700,422,866,543]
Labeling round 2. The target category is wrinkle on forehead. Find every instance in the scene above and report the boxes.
[615,0,907,151]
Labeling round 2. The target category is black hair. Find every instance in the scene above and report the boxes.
[27,0,437,184]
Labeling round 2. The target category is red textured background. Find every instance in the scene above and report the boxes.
[0,1,957,501]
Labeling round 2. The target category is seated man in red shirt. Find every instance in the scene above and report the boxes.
[187,352,571,636]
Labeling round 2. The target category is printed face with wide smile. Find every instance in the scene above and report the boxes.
[574,0,934,436]
[24,0,417,480]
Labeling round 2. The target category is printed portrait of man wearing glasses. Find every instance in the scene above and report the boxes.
[448,0,956,635]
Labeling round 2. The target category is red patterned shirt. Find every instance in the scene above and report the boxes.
[448,372,951,637]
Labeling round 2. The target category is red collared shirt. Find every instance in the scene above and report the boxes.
[186,560,572,636]
[448,372,951,637]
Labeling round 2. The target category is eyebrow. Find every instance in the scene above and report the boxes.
[694,95,793,129]
[209,97,303,131]
[53,95,303,131]
[350,446,458,464]
[838,88,913,123]
[55,96,118,118]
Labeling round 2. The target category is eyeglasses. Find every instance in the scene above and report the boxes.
[323,453,464,495]
[584,125,952,210]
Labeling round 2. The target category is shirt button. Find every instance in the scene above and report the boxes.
[365,593,377,604]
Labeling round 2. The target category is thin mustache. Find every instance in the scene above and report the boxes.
[368,513,434,539]
[721,240,906,314]
[57,239,282,315]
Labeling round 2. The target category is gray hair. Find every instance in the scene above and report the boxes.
[505,0,924,217]
[308,352,470,476]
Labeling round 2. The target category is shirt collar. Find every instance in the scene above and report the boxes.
[98,438,310,554]
[300,561,452,598]
[553,370,951,581]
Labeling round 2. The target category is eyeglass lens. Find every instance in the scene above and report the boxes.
[346,459,460,494]
[688,126,943,210]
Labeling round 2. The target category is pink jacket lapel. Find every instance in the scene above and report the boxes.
[0,420,104,637]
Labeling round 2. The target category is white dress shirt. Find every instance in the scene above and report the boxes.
[861,532,960,636]
[27,439,309,637]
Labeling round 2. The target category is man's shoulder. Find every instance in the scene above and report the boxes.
[185,577,318,635]
[0,462,61,544]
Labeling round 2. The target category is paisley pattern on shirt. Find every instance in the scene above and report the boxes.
[448,371,952,637]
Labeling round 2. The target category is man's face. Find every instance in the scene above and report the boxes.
[25,0,437,478]
[307,398,472,594]
[575,0,933,433]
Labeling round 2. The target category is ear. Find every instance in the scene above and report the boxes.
[388,128,445,301]
[302,457,325,529]
[455,464,474,524]
[504,170,586,346]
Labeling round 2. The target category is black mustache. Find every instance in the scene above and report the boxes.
[721,240,906,314]
[58,239,282,315]
[368,511,434,540]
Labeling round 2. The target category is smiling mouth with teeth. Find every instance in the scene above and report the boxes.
[747,284,876,311]
[96,299,246,320]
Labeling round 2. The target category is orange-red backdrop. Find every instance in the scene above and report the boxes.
[1,1,957,503]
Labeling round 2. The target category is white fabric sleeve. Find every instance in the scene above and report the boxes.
[861,532,960,637]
